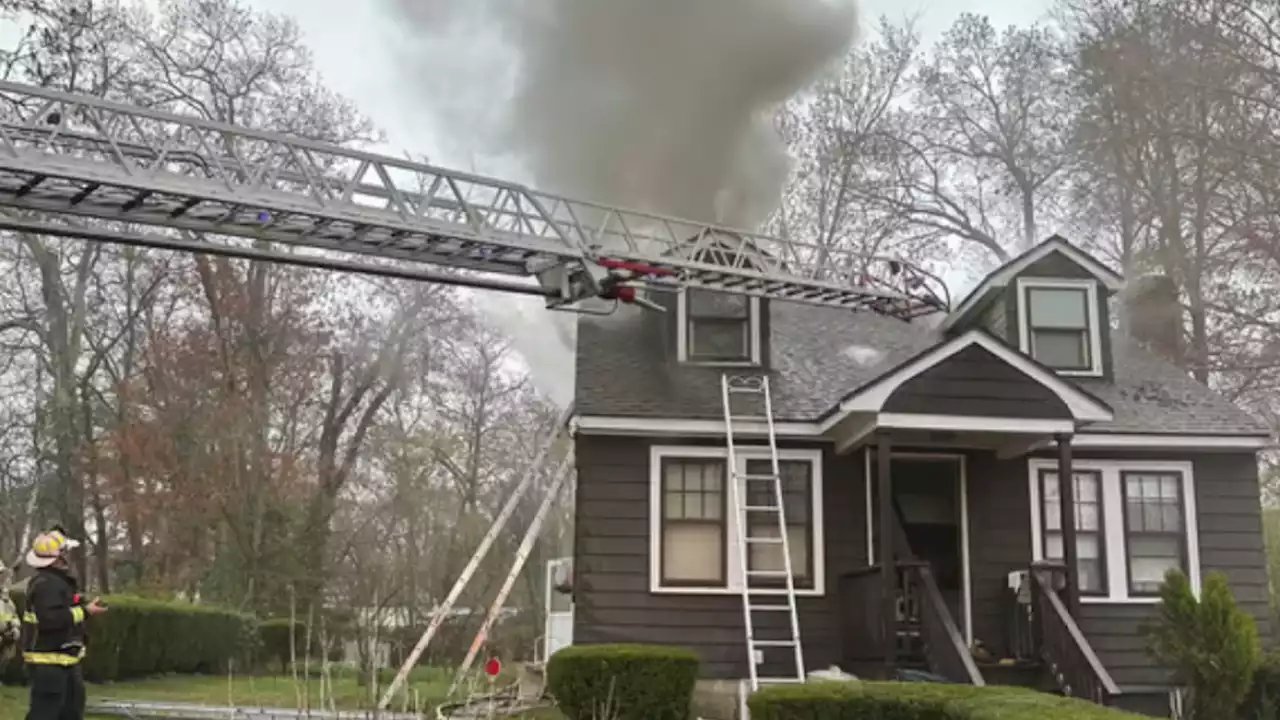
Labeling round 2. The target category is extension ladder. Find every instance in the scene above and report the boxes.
[721,375,805,692]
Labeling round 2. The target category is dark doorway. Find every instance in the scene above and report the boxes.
[869,453,967,633]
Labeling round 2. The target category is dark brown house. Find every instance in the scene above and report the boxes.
[566,236,1272,717]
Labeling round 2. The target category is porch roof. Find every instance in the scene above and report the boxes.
[817,328,1114,429]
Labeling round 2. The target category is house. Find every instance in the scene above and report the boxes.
[566,235,1274,717]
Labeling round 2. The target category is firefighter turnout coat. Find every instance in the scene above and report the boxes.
[20,567,87,666]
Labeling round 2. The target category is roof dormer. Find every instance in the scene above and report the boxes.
[671,231,772,369]
[940,236,1124,380]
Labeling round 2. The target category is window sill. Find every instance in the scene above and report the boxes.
[1053,368,1103,378]
[1081,596,1160,605]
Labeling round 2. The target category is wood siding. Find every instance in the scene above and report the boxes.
[573,436,1267,690]
[572,435,864,678]
[881,345,1071,418]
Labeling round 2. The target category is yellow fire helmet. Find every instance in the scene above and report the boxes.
[25,529,81,569]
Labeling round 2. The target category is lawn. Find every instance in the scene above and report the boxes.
[0,667,560,717]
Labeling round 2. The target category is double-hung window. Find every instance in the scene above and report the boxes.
[1018,279,1101,375]
[1030,459,1199,602]
[679,289,759,364]
[652,447,823,594]
[744,459,813,586]
[659,458,726,586]
[1122,471,1187,595]
[1039,469,1107,595]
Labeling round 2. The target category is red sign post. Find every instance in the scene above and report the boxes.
[484,657,501,679]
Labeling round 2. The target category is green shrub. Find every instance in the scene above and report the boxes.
[4,590,256,683]
[546,643,699,720]
[1144,570,1260,720]
[748,681,1151,719]
[1241,651,1280,720]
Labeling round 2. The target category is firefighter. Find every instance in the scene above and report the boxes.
[0,565,20,659]
[21,528,106,720]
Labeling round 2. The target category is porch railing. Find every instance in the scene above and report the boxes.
[900,560,984,685]
[1028,562,1121,706]
[837,562,983,685]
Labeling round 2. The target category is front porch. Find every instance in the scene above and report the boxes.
[826,435,1120,707]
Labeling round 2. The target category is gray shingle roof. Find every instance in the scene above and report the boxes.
[574,302,1270,436]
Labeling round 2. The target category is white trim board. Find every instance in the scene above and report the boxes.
[648,445,826,596]
[571,415,1270,451]
[863,449,972,645]
[941,237,1125,332]
[1015,277,1105,378]
[821,328,1114,429]
[1027,457,1202,604]
[572,415,822,438]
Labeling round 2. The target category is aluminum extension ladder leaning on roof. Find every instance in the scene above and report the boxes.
[721,374,806,693]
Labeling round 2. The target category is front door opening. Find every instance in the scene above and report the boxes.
[869,453,968,640]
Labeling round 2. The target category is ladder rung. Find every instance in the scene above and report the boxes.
[743,505,779,512]
[747,570,790,577]
[742,473,778,481]
[750,604,792,612]
[728,386,764,394]
[752,640,797,647]
[758,677,806,685]
[745,536,784,544]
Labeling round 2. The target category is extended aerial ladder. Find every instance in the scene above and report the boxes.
[0,80,955,714]
[0,81,949,319]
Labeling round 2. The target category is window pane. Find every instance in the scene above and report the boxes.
[1029,288,1088,328]
[1129,535,1182,595]
[689,320,749,360]
[1078,558,1104,593]
[1031,329,1088,369]
[664,492,682,519]
[747,524,809,579]
[663,460,724,521]
[664,525,723,583]
[688,289,748,318]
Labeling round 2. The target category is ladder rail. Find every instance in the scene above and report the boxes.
[761,376,806,681]
[378,404,574,709]
[448,450,575,695]
[721,376,759,692]
[722,375,806,695]
[0,80,950,317]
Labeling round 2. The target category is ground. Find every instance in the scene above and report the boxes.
[0,670,566,718]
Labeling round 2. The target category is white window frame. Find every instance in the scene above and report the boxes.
[649,445,825,596]
[1015,277,1104,377]
[1028,458,1201,603]
[676,289,762,366]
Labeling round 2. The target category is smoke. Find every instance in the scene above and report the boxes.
[378,0,860,406]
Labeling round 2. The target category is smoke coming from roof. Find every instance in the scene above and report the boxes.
[379,0,859,407]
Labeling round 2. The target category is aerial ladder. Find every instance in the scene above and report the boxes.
[0,80,954,714]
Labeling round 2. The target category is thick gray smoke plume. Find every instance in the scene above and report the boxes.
[378,0,859,407]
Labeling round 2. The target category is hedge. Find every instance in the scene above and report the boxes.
[546,644,699,720]
[5,590,257,683]
[747,681,1152,719]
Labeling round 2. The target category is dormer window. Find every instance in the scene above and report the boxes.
[1017,278,1103,376]
[677,288,761,365]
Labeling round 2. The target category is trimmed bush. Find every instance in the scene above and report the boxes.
[4,591,256,683]
[546,643,699,720]
[748,681,1151,719]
